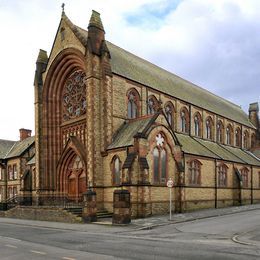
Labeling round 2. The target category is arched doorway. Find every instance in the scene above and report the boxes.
[66,155,86,201]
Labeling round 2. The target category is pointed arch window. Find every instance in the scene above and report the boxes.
[241,167,249,188]
[218,164,228,187]
[180,107,189,133]
[153,133,167,184]
[235,128,241,147]
[165,102,174,128]
[188,160,201,185]
[147,96,158,115]
[194,113,202,137]
[206,117,213,140]
[226,125,233,145]
[127,89,139,119]
[243,131,249,150]
[217,121,224,143]
[112,156,121,185]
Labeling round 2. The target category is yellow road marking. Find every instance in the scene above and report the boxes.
[30,250,46,255]
[5,244,17,248]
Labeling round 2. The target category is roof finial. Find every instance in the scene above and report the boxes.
[61,3,65,14]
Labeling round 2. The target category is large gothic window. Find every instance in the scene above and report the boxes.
[153,133,167,184]
[62,70,87,121]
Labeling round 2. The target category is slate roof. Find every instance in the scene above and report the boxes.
[0,139,16,159]
[107,116,154,150]
[27,155,35,165]
[175,133,260,166]
[0,136,35,159]
[71,22,253,128]
[253,149,260,159]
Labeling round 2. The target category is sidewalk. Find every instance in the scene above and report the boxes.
[1,204,260,233]
[131,203,260,230]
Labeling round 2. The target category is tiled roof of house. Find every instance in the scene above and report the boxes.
[1,136,35,159]
[70,19,254,129]
[0,139,16,159]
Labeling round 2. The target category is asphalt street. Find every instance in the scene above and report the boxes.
[0,208,260,259]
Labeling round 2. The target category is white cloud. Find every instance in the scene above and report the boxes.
[0,0,259,139]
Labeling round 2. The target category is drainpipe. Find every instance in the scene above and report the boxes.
[215,159,217,208]
[251,165,253,204]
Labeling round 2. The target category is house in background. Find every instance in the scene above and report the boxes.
[0,129,35,202]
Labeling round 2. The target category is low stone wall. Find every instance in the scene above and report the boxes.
[3,206,82,223]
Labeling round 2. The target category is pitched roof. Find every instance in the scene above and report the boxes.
[175,133,260,166]
[67,19,254,128]
[0,139,16,159]
[108,116,154,150]
[4,136,35,159]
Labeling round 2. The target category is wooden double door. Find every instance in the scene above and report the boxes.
[67,155,86,201]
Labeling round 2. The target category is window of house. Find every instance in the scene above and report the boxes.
[206,117,213,140]
[13,164,17,180]
[165,102,174,128]
[218,164,228,187]
[147,96,158,115]
[112,156,121,185]
[188,160,201,185]
[217,121,224,143]
[226,125,233,145]
[127,89,139,119]
[153,133,167,184]
[8,165,13,180]
[241,168,249,188]
[243,131,249,150]
[0,168,2,180]
[180,108,189,134]
[235,128,241,147]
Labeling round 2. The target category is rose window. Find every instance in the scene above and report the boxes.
[62,70,86,121]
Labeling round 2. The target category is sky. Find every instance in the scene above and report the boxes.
[0,0,259,140]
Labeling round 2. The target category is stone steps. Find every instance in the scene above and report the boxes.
[65,207,113,219]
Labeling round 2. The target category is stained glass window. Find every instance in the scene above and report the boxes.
[62,70,87,121]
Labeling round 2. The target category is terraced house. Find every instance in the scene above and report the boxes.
[28,9,260,218]
[0,129,35,203]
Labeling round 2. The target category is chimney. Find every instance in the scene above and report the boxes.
[249,102,259,128]
[19,128,32,141]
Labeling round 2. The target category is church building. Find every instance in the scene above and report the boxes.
[33,9,260,217]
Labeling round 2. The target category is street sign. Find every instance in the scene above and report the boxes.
[167,178,174,188]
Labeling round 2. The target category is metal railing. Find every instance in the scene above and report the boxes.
[0,194,84,211]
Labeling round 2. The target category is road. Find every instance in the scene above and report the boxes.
[1,209,260,259]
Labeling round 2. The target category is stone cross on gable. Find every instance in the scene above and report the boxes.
[156,133,164,146]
